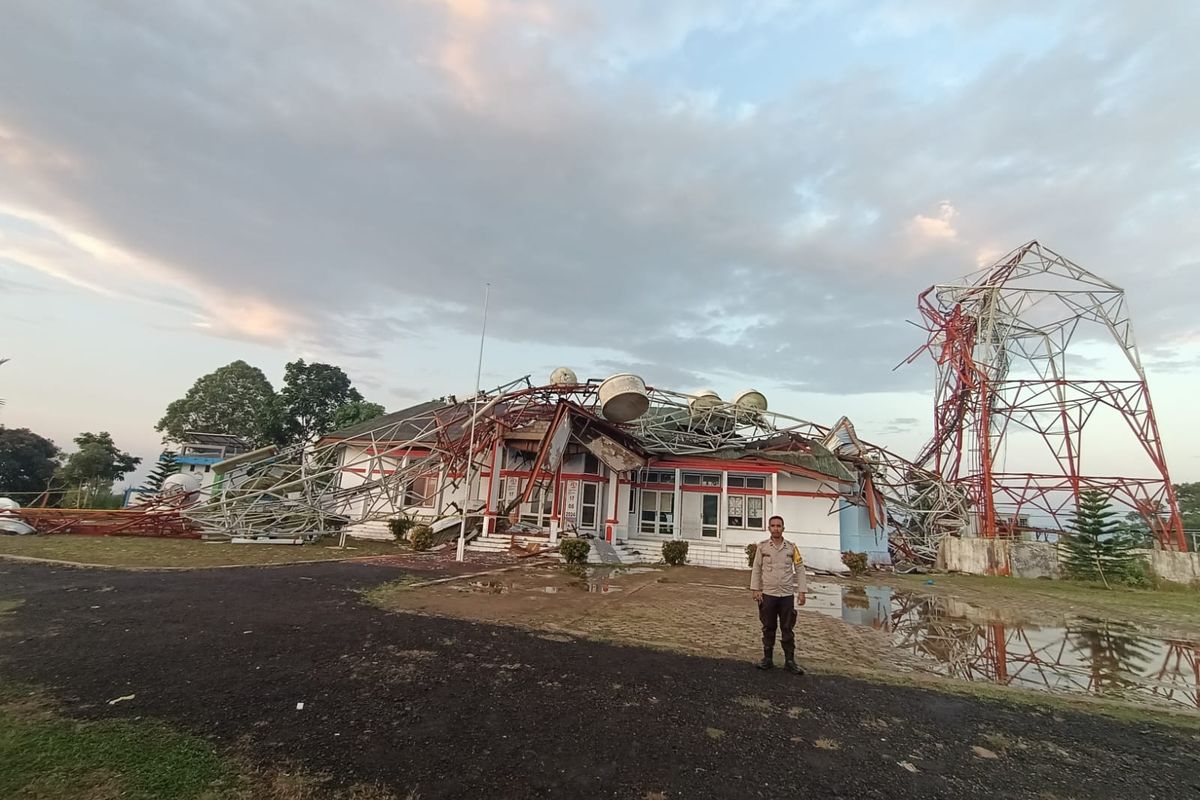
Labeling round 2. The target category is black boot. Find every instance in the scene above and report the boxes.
[783,659,805,675]
[756,652,774,670]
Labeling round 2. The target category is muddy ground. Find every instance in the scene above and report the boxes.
[2,561,1198,799]
[370,563,933,675]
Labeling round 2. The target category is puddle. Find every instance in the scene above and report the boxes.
[809,582,1200,712]
[457,566,645,596]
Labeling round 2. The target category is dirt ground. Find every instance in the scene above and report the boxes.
[2,560,1199,798]
[370,564,931,675]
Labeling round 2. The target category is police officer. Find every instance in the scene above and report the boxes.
[749,514,807,674]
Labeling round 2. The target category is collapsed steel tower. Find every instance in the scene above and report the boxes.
[181,375,939,551]
[905,241,1185,549]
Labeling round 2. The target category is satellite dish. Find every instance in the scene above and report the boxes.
[732,389,768,412]
[688,389,721,415]
[598,373,650,423]
[162,473,202,496]
[550,367,578,386]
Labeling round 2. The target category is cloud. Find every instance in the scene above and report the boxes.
[911,201,959,242]
[0,1,1197,397]
[878,416,921,435]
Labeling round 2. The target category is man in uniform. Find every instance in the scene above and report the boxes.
[749,515,807,674]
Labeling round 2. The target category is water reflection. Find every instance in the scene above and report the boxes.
[811,582,1200,712]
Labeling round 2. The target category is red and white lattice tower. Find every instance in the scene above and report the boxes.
[907,241,1186,550]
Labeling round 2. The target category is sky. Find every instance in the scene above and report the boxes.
[0,0,1198,489]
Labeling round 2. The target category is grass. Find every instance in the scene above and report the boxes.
[0,681,411,800]
[0,683,227,800]
[0,535,404,569]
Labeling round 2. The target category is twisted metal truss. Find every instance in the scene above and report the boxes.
[182,375,956,555]
[904,241,1185,550]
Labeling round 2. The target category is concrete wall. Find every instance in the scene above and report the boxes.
[1146,549,1200,585]
[937,536,1200,585]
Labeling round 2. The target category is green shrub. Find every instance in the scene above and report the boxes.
[1118,550,1154,588]
[745,543,757,567]
[388,516,416,542]
[559,538,591,564]
[408,525,435,551]
[662,540,689,566]
[841,551,869,576]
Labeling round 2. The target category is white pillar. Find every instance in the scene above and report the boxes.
[720,470,728,543]
[549,468,561,545]
[673,468,683,541]
[770,472,778,520]
[606,469,619,542]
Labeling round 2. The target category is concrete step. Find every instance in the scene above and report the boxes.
[343,519,394,541]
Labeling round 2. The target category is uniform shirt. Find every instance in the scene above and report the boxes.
[749,537,808,596]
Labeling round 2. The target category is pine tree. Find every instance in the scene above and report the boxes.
[1060,489,1146,588]
[142,450,180,493]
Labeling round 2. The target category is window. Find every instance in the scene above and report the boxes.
[640,470,675,486]
[682,472,720,487]
[639,490,674,535]
[404,473,437,507]
[728,474,766,489]
[746,496,765,529]
[726,494,765,530]
[583,454,601,475]
[727,495,744,527]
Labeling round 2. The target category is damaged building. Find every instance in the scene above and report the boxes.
[313,372,893,571]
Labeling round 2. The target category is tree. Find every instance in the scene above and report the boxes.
[156,361,282,446]
[141,450,180,493]
[1175,482,1200,532]
[330,400,386,432]
[56,432,141,508]
[279,360,364,445]
[0,426,60,495]
[1060,489,1147,588]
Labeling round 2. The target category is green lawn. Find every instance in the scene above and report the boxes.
[0,682,405,800]
[0,535,403,569]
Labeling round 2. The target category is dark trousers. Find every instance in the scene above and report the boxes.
[759,594,796,661]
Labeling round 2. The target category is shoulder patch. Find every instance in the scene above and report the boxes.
[792,544,803,565]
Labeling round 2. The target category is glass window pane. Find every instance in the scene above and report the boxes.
[727,476,744,488]
[727,495,744,528]
[747,496,765,528]
[747,476,766,489]
[683,474,700,485]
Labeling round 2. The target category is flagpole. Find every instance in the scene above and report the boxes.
[457,283,490,562]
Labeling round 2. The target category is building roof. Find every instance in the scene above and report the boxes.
[319,400,448,444]
[182,431,252,449]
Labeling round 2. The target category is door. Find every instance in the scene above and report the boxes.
[580,482,600,533]
[700,493,719,538]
